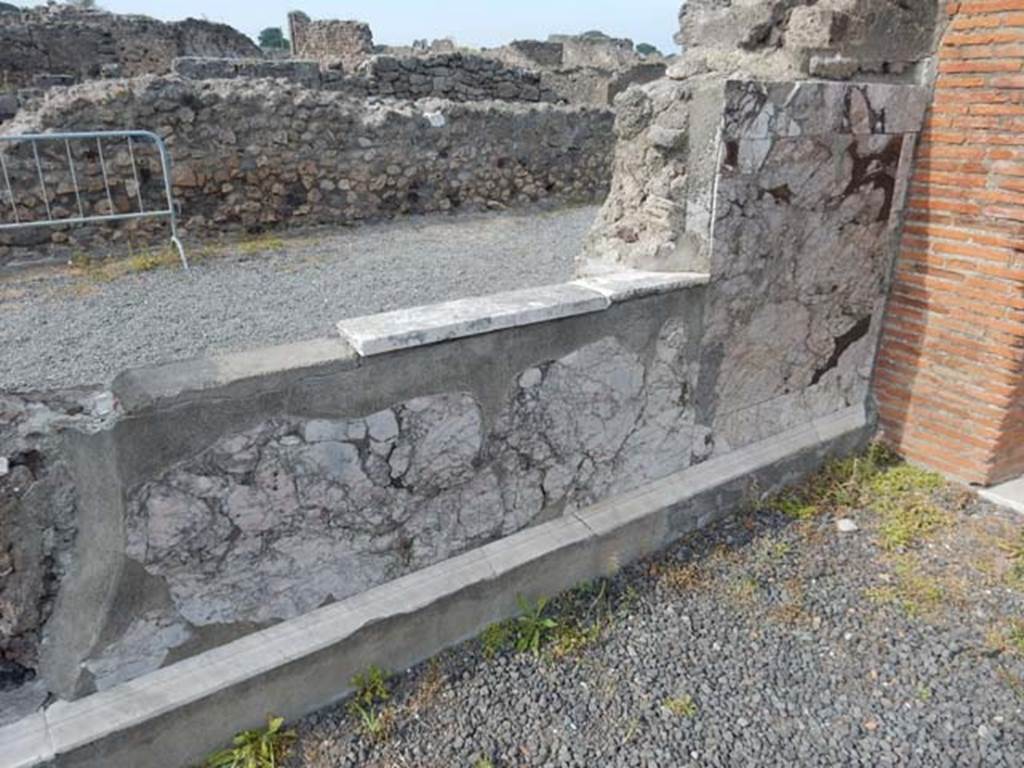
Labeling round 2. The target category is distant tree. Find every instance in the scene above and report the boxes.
[636,43,662,57]
[259,27,289,51]
[64,0,98,8]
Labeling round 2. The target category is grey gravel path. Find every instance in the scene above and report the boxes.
[0,206,596,391]
[284,476,1024,768]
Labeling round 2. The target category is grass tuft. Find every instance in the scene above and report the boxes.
[866,554,946,617]
[763,443,950,550]
[663,694,698,717]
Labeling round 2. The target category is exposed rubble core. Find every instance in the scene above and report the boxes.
[0,3,260,88]
[582,0,943,274]
[288,12,375,71]
[0,390,113,725]
[487,32,668,106]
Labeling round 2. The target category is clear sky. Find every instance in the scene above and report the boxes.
[13,2,681,55]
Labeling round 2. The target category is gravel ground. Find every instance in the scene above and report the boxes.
[0,206,595,391]
[283,461,1024,768]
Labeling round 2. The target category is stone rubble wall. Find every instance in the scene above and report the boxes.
[288,11,375,71]
[337,54,559,103]
[549,32,643,70]
[171,57,323,89]
[485,37,667,106]
[0,76,614,267]
[0,4,260,89]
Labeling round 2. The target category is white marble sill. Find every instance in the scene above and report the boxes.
[337,270,710,357]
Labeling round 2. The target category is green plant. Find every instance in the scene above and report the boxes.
[347,665,393,743]
[876,497,951,550]
[474,759,495,768]
[764,445,950,550]
[1001,530,1024,584]
[259,27,289,50]
[866,555,945,617]
[350,702,395,743]
[350,665,390,708]
[663,694,697,717]
[548,619,603,661]
[205,716,295,768]
[514,594,558,656]
[480,620,514,658]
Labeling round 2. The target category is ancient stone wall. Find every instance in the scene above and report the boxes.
[288,11,375,70]
[333,54,558,102]
[487,35,665,106]
[550,32,642,70]
[0,4,260,88]
[0,76,613,265]
[172,57,323,88]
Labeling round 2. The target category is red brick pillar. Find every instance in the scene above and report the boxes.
[875,1,1024,485]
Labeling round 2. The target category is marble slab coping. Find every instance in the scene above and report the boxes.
[337,270,709,357]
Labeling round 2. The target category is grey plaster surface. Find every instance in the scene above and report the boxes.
[0,206,596,391]
[0,405,869,768]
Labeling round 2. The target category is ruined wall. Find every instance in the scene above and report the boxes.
[581,0,938,445]
[288,11,374,70]
[0,4,260,88]
[0,76,613,266]
[549,32,642,70]
[171,54,556,103]
[0,390,112,726]
[172,57,322,88]
[875,0,1024,485]
[342,54,558,102]
[0,72,925,719]
[488,37,666,106]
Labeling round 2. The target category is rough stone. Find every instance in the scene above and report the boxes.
[0,4,260,89]
[0,76,613,266]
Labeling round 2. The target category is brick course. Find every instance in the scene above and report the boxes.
[876,1,1024,485]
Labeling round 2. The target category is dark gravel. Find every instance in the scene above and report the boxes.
[0,206,595,391]
[284,485,1024,768]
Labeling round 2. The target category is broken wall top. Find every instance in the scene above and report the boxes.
[675,0,945,82]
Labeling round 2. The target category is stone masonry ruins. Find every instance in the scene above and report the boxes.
[0,7,635,263]
[1,1,1023,766]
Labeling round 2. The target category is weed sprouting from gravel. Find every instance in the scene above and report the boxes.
[514,595,559,656]
[663,694,698,717]
[350,666,390,708]
[70,244,180,283]
[650,560,703,592]
[1001,530,1024,586]
[347,666,393,744]
[206,715,296,768]
[866,554,946,617]
[479,620,515,658]
[987,619,1024,657]
[763,443,950,550]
